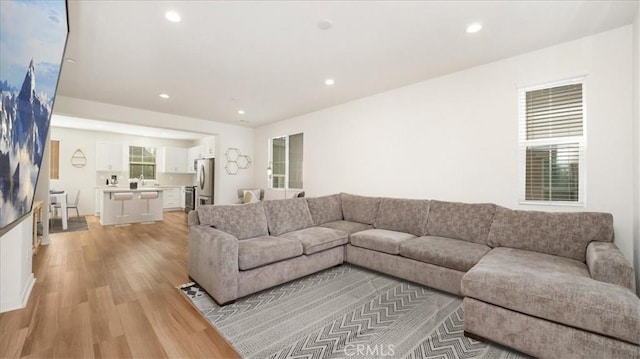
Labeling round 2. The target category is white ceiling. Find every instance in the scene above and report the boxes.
[57,0,638,128]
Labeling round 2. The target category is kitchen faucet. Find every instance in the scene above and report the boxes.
[139,174,144,186]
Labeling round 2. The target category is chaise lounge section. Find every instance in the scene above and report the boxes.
[462,208,640,358]
[188,193,640,358]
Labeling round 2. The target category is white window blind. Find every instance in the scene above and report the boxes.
[518,79,585,205]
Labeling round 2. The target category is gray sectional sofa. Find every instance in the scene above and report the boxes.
[188,193,640,358]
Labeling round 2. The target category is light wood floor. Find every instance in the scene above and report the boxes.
[0,212,239,359]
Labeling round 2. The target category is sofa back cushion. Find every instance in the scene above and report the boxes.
[196,202,268,240]
[263,198,314,236]
[340,193,381,225]
[374,198,430,236]
[487,207,614,262]
[306,194,343,225]
[426,200,496,244]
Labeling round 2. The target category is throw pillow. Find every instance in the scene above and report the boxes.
[243,190,260,203]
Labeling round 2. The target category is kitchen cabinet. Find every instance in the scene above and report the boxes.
[160,147,188,173]
[96,142,124,171]
[187,146,199,173]
[201,136,215,158]
[190,136,216,160]
[162,187,182,210]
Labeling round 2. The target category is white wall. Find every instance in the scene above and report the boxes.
[0,216,36,313]
[633,4,640,293]
[1,127,49,313]
[53,97,255,205]
[254,26,637,280]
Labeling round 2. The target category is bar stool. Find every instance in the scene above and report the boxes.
[112,192,133,226]
[139,191,158,224]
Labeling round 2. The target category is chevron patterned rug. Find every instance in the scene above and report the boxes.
[179,265,529,359]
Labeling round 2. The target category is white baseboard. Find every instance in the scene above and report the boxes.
[0,274,35,313]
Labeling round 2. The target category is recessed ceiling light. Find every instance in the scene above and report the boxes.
[159,93,170,99]
[237,109,245,115]
[324,78,335,86]
[165,11,181,23]
[318,19,333,30]
[65,58,77,63]
[466,23,482,34]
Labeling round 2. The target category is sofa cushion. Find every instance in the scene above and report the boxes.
[399,236,491,272]
[238,236,303,270]
[319,220,374,235]
[196,202,268,240]
[262,198,314,236]
[487,207,614,261]
[306,194,343,225]
[426,200,495,245]
[340,193,381,225]
[280,227,348,255]
[350,229,416,255]
[461,247,640,345]
[374,198,429,237]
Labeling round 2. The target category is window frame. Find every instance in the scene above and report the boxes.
[517,77,587,207]
[268,133,303,190]
[128,145,157,180]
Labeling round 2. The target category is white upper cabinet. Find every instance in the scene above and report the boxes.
[187,146,199,173]
[160,146,188,173]
[96,142,124,171]
[201,136,215,158]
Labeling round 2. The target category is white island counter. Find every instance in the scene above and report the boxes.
[100,188,164,225]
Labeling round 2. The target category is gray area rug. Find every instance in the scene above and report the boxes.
[179,265,529,359]
[50,216,88,233]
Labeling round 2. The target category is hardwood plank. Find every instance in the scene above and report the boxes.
[0,327,28,358]
[51,302,95,358]
[20,291,62,356]
[95,335,133,359]
[87,286,124,344]
[116,300,167,358]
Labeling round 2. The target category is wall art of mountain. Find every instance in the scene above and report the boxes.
[0,61,51,228]
[0,0,68,230]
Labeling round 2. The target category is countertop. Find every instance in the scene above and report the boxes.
[96,185,185,191]
[100,187,167,193]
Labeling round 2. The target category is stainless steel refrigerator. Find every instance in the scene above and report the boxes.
[196,158,214,206]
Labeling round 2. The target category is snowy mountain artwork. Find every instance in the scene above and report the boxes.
[0,0,68,230]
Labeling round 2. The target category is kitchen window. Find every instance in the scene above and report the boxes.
[518,78,585,205]
[268,133,303,189]
[129,146,157,180]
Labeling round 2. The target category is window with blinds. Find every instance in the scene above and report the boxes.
[518,79,585,204]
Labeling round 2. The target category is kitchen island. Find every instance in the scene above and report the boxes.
[100,188,164,225]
